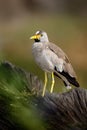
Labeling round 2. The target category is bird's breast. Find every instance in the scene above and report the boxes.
[32,42,44,57]
[32,43,54,72]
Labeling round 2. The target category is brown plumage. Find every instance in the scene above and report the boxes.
[48,42,80,87]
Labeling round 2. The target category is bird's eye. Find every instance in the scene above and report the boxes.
[41,34,43,37]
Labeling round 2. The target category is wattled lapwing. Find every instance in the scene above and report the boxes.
[30,30,80,96]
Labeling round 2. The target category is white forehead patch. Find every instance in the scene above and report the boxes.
[35,31,40,35]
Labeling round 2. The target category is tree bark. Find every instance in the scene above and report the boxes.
[0,61,87,130]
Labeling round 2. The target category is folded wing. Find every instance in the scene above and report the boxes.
[48,42,80,87]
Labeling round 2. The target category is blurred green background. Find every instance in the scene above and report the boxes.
[0,0,87,90]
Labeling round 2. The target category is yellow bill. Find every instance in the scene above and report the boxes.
[30,34,41,40]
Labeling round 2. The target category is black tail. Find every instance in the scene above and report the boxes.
[59,71,80,87]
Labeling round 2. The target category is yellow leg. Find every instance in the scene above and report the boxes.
[42,72,47,97]
[50,72,55,93]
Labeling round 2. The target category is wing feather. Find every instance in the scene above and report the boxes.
[48,42,76,78]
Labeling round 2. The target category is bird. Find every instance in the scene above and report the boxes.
[30,30,80,96]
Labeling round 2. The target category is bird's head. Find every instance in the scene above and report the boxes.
[30,30,49,43]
